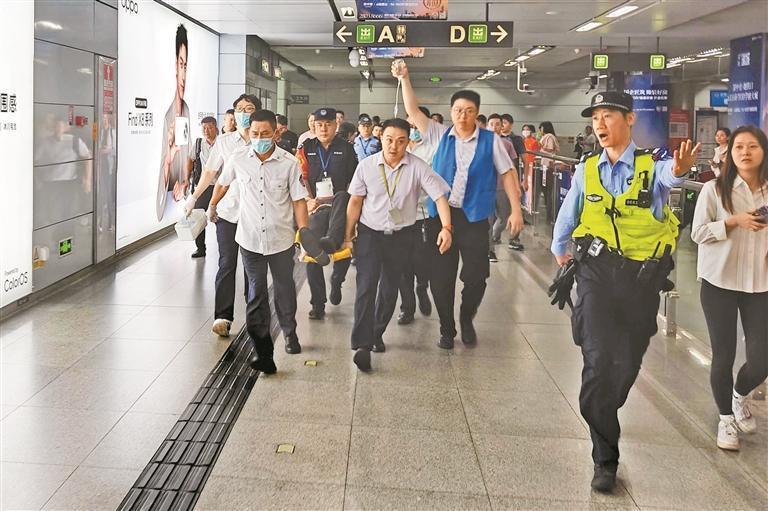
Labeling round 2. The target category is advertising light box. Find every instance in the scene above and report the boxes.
[0,1,34,306]
[117,2,219,248]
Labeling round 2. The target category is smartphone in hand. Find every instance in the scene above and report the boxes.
[755,205,768,223]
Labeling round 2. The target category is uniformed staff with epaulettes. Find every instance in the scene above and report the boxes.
[551,91,701,492]
[300,107,359,319]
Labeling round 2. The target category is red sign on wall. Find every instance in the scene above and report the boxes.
[668,108,691,149]
[103,62,114,113]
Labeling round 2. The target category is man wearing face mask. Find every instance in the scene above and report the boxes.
[393,60,524,350]
[353,115,381,162]
[299,108,359,319]
[185,93,261,338]
[208,109,310,372]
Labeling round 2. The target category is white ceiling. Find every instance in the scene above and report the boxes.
[165,0,768,87]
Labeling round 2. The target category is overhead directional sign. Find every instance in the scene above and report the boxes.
[332,21,513,48]
[591,53,667,72]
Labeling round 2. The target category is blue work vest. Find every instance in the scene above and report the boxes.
[427,127,496,222]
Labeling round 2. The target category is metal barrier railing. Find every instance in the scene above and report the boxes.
[521,151,578,235]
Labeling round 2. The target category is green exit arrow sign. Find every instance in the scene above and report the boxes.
[59,238,73,257]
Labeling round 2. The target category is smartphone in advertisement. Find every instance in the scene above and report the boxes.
[755,205,768,223]
[174,117,189,146]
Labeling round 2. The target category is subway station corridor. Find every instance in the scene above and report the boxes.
[1,230,766,510]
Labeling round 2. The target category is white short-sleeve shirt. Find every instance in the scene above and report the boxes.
[219,145,308,255]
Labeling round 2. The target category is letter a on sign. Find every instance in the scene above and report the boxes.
[450,26,465,43]
[378,25,395,44]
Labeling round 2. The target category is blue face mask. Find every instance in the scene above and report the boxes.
[235,112,251,130]
[409,127,421,142]
[251,137,273,154]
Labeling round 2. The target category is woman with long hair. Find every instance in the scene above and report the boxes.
[691,124,768,451]
[538,121,560,223]
[710,126,731,176]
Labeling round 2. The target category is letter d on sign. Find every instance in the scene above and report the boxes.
[450,26,466,43]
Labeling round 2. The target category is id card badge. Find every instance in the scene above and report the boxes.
[388,207,403,225]
[316,177,334,200]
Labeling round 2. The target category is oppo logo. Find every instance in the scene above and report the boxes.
[121,0,139,14]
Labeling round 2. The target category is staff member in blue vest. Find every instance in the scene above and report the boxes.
[551,91,701,492]
[392,60,524,349]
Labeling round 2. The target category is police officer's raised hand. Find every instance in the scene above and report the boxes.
[507,209,524,237]
[726,210,768,232]
[672,139,702,176]
[436,227,452,254]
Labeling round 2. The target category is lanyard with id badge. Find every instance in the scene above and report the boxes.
[380,163,403,234]
[316,145,335,204]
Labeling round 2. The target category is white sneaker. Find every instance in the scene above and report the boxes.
[211,318,232,337]
[733,392,757,434]
[717,416,740,451]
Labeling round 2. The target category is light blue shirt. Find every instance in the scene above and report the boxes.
[551,141,684,256]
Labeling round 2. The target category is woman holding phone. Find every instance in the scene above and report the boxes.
[691,124,768,451]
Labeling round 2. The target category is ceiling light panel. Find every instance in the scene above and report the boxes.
[575,21,604,32]
[606,5,639,18]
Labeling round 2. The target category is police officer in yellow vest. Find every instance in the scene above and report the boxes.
[552,91,701,492]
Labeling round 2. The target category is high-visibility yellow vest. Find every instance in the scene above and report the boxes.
[572,151,679,261]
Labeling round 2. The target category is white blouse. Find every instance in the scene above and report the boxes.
[691,177,768,293]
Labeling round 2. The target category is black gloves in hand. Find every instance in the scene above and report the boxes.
[548,259,576,310]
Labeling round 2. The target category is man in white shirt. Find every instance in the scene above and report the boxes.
[297,113,316,147]
[186,116,218,258]
[209,109,310,374]
[343,118,453,372]
[185,94,261,338]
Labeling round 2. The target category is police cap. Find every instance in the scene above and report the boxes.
[581,91,633,118]
[358,115,373,125]
[313,107,337,121]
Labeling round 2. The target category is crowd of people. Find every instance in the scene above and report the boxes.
[177,63,766,494]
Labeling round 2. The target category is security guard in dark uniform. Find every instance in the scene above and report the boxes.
[299,107,358,319]
[551,91,701,492]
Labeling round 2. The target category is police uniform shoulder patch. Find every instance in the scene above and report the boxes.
[651,147,671,161]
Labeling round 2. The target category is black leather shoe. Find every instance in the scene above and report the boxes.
[249,356,277,374]
[437,336,454,350]
[191,249,206,258]
[353,349,372,372]
[460,320,477,346]
[417,287,432,316]
[308,308,325,320]
[590,465,617,492]
[329,281,342,306]
[285,336,302,354]
[372,340,386,353]
[319,236,337,254]
[397,312,414,325]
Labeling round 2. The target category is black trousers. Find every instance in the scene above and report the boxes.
[427,208,490,339]
[700,279,768,415]
[214,219,248,321]
[571,255,668,469]
[351,223,415,350]
[194,185,214,251]
[306,191,351,308]
[398,219,430,315]
[240,245,297,358]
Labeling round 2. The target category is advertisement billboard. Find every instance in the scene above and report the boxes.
[1,1,34,306]
[357,0,448,19]
[728,33,765,130]
[117,2,219,248]
[624,73,670,149]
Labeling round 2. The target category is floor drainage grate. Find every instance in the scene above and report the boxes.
[118,325,258,511]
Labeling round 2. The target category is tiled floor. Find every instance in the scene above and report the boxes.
[1,228,766,510]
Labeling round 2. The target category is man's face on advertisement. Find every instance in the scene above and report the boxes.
[176,44,188,99]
